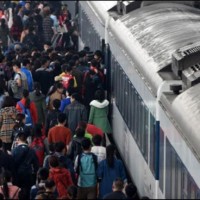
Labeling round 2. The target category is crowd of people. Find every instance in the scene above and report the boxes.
[0,1,148,199]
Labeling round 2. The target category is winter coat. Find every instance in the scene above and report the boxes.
[64,100,87,134]
[0,106,18,143]
[88,100,112,133]
[30,91,46,125]
[49,167,73,198]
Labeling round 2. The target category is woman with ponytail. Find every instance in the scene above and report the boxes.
[16,89,38,127]
[97,144,127,199]
[0,170,20,199]
[30,82,46,125]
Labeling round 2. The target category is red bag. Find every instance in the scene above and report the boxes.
[86,124,104,137]
[30,137,45,166]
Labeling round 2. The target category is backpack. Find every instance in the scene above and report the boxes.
[72,138,83,161]
[30,137,45,166]
[17,101,33,127]
[76,153,98,187]
[62,74,77,89]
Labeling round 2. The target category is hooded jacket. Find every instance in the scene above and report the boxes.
[88,100,112,133]
[49,167,73,198]
[30,91,46,124]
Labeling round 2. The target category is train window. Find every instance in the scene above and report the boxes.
[124,76,129,125]
[188,176,198,199]
[175,157,182,199]
[150,113,156,177]
[165,139,172,199]
[131,86,135,137]
[144,106,148,161]
[127,81,132,130]
[159,128,164,193]
[182,167,188,199]
[134,90,138,139]
[139,100,144,149]
[171,149,176,198]
[135,93,140,142]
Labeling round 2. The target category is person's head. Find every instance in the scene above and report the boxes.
[57,113,66,125]
[92,135,102,146]
[95,89,105,102]
[94,50,103,62]
[55,142,66,154]
[67,185,77,199]
[0,18,6,28]
[37,168,49,182]
[41,57,49,68]
[63,64,72,73]
[55,82,64,94]
[49,156,59,168]
[16,131,27,143]
[66,87,74,97]
[90,59,99,68]
[43,6,51,17]
[71,93,80,103]
[12,60,21,72]
[22,58,31,68]
[33,123,43,138]
[75,127,85,138]
[125,183,137,198]
[81,138,91,151]
[43,41,51,51]
[23,89,29,98]
[52,99,61,110]
[25,2,31,10]
[44,179,56,192]
[2,96,15,108]
[15,113,26,125]
[106,144,116,168]
[112,178,124,192]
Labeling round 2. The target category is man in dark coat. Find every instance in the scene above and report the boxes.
[64,93,87,135]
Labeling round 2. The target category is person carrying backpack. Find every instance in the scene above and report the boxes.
[30,124,47,167]
[68,127,85,163]
[16,89,38,127]
[74,138,98,199]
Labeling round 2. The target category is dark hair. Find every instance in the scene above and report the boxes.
[38,168,49,181]
[62,64,72,73]
[95,90,105,102]
[92,135,102,146]
[48,143,55,153]
[23,89,31,108]
[125,183,137,198]
[14,113,25,129]
[2,96,15,108]
[0,18,6,29]
[16,131,27,142]
[12,60,21,68]
[69,59,76,67]
[106,144,115,168]
[33,123,43,137]
[22,58,30,66]
[81,138,91,150]
[141,197,150,200]
[45,179,55,189]
[75,127,85,138]
[71,93,80,101]
[41,57,48,66]
[52,99,61,109]
[0,170,12,199]
[49,156,59,168]
[57,113,66,124]
[90,59,98,68]
[0,138,2,148]
[67,185,77,199]
[94,50,103,59]
[34,82,42,96]
[55,142,65,152]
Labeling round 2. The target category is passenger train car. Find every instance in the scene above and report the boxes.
[67,1,200,199]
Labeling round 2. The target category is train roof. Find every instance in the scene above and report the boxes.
[120,3,200,72]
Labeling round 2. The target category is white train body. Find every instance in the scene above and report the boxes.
[67,1,200,198]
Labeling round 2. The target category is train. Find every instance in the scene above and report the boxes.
[66,1,200,199]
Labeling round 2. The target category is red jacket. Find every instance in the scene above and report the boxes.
[16,98,38,124]
[49,167,73,198]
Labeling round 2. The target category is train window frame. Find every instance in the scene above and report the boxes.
[131,85,135,137]
[127,80,132,130]
[159,128,164,193]
[175,157,182,199]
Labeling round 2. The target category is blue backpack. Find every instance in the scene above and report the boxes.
[76,153,98,187]
[17,101,33,127]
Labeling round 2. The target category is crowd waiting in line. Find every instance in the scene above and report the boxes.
[0,0,150,199]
